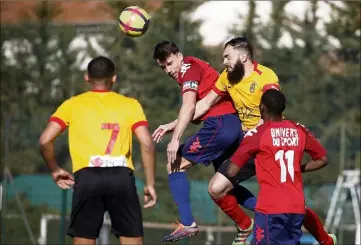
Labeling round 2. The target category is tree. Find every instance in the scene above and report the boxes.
[1,1,84,175]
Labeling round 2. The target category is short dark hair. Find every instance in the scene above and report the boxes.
[224,36,253,59]
[87,56,115,79]
[153,40,180,61]
[261,89,286,116]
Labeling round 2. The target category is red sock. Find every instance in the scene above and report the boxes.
[303,207,333,245]
[213,193,251,230]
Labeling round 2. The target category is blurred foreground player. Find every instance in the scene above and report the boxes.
[227,89,335,245]
[39,56,157,245]
[152,41,256,243]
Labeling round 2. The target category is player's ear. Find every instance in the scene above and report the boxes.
[240,53,247,63]
[84,73,90,83]
[260,103,265,117]
[177,52,183,60]
[112,75,117,83]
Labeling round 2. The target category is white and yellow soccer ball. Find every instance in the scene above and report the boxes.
[118,6,151,37]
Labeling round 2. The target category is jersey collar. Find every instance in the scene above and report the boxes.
[253,61,262,75]
[92,89,110,92]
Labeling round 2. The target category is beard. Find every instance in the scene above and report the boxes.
[227,60,245,84]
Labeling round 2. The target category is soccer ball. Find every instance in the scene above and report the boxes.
[118,6,150,37]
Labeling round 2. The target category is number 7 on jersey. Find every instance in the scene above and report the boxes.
[101,123,120,154]
[275,150,295,183]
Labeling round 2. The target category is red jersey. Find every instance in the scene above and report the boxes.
[231,120,327,214]
[177,56,236,120]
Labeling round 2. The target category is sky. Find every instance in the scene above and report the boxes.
[191,1,344,47]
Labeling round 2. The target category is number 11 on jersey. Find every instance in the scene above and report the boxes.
[275,150,295,183]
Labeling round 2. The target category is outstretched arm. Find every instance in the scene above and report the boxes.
[193,90,221,121]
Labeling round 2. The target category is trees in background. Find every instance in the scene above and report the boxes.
[0,0,359,240]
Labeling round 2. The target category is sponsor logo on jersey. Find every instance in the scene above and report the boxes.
[250,81,256,93]
[180,63,191,77]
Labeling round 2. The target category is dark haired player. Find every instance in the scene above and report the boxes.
[39,56,157,245]
[227,89,330,245]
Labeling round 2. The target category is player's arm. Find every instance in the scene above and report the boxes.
[131,100,157,207]
[39,100,70,172]
[261,68,280,92]
[193,90,221,120]
[131,100,155,187]
[134,125,156,187]
[171,91,197,141]
[300,125,329,173]
[193,70,228,120]
[167,91,197,164]
[134,125,157,208]
[39,121,64,172]
[170,63,201,142]
[227,127,260,177]
[39,100,74,189]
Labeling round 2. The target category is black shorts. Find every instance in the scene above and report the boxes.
[217,158,256,186]
[67,167,143,239]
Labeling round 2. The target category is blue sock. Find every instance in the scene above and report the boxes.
[168,172,194,226]
[233,185,257,211]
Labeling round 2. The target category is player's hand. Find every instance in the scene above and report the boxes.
[51,168,74,189]
[143,185,157,208]
[152,122,176,143]
[256,119,264,127]
[167,139,180,164]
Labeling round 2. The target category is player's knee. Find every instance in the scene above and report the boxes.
[208,181,225,200]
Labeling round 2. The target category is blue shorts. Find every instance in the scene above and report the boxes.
[252,212,304,245]
[178,114,243,169]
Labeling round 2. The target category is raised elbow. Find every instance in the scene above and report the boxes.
[320,155,329,167]
[39,135,50,147]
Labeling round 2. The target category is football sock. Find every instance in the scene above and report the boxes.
[213,193,252,230]
[168,172,194,226]
[233,185,257,211]
[303,207,333,245]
